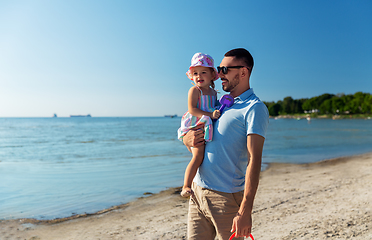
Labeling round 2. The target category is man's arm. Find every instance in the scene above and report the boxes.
[182,124,205,152]
[231,134,265,238]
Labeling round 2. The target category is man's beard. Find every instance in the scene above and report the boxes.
[222,73,240,92]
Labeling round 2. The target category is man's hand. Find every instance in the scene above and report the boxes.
[231,212,252,238]
[182,124,205,151]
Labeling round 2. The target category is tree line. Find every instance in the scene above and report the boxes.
[264,92,372,116]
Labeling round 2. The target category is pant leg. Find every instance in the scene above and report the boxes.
[187,183,216,240]
[188,183,245,240]
[203,189,244,240]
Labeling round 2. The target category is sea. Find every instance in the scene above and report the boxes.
[1,117,372,220]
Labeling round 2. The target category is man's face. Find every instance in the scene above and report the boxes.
[218,57,242,94]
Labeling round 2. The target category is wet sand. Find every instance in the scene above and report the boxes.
[1,152,372,239]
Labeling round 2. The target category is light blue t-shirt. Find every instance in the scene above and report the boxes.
[194,88,269,193]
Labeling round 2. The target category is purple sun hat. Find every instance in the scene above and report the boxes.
[186,53,219,81]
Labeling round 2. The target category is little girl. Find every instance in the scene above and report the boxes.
[178,53,221,197]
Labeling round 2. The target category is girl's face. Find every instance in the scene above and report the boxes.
[191,66,215,88]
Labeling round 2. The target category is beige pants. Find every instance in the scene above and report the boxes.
[188,182,244,240]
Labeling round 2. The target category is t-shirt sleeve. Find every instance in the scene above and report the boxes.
[245,102,269,138]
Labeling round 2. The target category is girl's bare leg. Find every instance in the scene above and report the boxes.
[181,145,205,197]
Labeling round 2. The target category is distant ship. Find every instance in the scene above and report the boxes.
[53,114,57,118]
[70,114,92,117]
[164,114,177,118]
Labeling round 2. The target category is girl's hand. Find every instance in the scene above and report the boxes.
[211,110,221,119]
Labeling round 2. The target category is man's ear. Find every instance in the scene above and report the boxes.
[241,67,249,78]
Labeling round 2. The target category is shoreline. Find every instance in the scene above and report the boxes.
[1,152,372,239]
[2,187,184,225]
[2,152,362,224]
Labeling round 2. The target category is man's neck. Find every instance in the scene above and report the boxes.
[231,87,250,98]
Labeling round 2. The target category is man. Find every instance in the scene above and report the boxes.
[182,48,269,240]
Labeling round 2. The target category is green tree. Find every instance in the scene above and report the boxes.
[268,103,282,116]
[362,94,372,113]
[293,99,306,113]
[317,94,335,107]
[319,99,333,114]
[348,92,366,113]
[264,91,371,116]
[341,94,354,113]
[282,97,294,114]
[331,96,345,113]
[302,97,317,111]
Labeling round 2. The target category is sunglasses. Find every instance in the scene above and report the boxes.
[217,66,248,74]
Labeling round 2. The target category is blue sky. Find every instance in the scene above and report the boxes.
[1,0,371,117]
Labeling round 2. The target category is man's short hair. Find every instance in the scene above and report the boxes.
[224,48,254,69]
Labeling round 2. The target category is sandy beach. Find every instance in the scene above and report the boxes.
[1,152,371,240]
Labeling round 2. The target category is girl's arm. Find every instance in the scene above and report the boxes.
[188,87,215,118]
